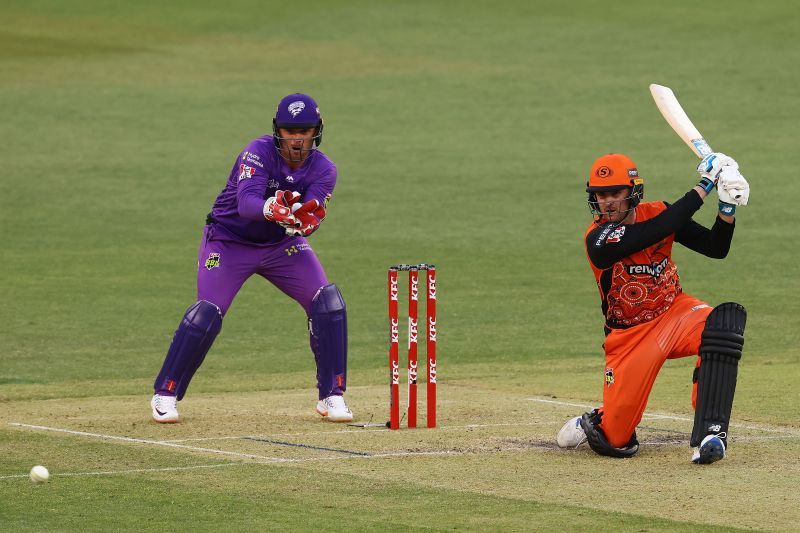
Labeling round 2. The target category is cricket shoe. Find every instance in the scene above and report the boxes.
[151,394,179,423]
[691,433,726,464]
[557,415,587,448]
[316,395,353,423]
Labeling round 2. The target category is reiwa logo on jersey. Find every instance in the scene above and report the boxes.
[288,101,305,117]
[627,257,669,278]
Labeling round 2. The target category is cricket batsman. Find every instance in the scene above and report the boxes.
[150,93,352,424]
[557,152,750,463]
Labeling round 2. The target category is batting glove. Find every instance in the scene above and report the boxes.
[697,152,738,193]
[717,166,749,209]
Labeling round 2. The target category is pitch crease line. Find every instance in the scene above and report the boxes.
[8,423,294,462]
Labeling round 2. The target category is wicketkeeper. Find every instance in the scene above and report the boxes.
[557,152,750,463]
[150,93,352,424]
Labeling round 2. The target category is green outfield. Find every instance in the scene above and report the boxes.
[2,0,799,530]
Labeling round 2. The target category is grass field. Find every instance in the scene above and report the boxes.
[2,0,799,530]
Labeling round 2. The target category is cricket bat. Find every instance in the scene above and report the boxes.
[650,83,748,205]
[649,84,712,159]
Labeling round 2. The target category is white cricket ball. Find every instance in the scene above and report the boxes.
[291,202,302,213]
[29,465,49,483]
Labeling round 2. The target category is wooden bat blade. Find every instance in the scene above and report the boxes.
[649,84,712,158]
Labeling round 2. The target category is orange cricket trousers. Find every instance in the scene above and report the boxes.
[598,292,712,448]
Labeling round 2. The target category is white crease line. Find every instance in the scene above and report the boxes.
[527,397,800,435]
[0,462,240,480]
[159,422,541,443]
[8,423,295,462]
[5,422,486,467]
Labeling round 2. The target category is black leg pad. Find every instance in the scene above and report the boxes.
[691,302,747,447]
[580,409,639,458]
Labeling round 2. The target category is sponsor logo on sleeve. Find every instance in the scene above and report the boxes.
[594,223,616,247]
[605,225,625,243]
[238,164,256,181]
[242,151,264,168]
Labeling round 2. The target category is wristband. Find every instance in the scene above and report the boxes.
[697,177,716,193]
[718,201,736,216]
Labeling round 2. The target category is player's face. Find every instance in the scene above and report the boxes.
[595,188,632,223]
[277,127,316,165]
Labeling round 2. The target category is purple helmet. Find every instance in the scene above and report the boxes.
[272,93,324,151]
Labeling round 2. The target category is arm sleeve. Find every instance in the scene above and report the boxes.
[235,151,270,221]
[675,216,735,258]
[303,165,337,207]
[586,189,704,269]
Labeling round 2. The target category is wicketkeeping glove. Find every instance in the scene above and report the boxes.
[263,190,301,225]
[696,152,738,193]
[285,199,327,237]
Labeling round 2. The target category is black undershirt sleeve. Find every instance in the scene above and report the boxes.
[674,215,735,258]
[586,189,704,270]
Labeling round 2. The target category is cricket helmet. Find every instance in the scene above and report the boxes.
[272,93,324,149]
[586,153,644,220]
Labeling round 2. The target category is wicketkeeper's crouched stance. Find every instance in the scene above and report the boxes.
[557,152,750,463]
[150,93,352,424]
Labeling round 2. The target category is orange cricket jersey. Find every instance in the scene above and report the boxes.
[584,201,682,330]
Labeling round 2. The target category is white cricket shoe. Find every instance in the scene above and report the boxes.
[316,395,353,423]
[691,433,726,464]
[557,415,587,448]
[151,394,179,423]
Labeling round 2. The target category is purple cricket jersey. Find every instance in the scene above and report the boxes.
[206,135,337,245]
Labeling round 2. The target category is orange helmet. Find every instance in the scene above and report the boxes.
[586,153,644,219]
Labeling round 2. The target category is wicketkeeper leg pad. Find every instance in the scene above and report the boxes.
[580,409,640,458]
[154,300,223,400]
[690,302,746,447]
[309,284,348,399]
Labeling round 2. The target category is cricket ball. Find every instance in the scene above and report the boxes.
[29,465,49,483]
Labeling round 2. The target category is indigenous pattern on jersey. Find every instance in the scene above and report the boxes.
[585,202,681,330]
[206,135,336,245]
